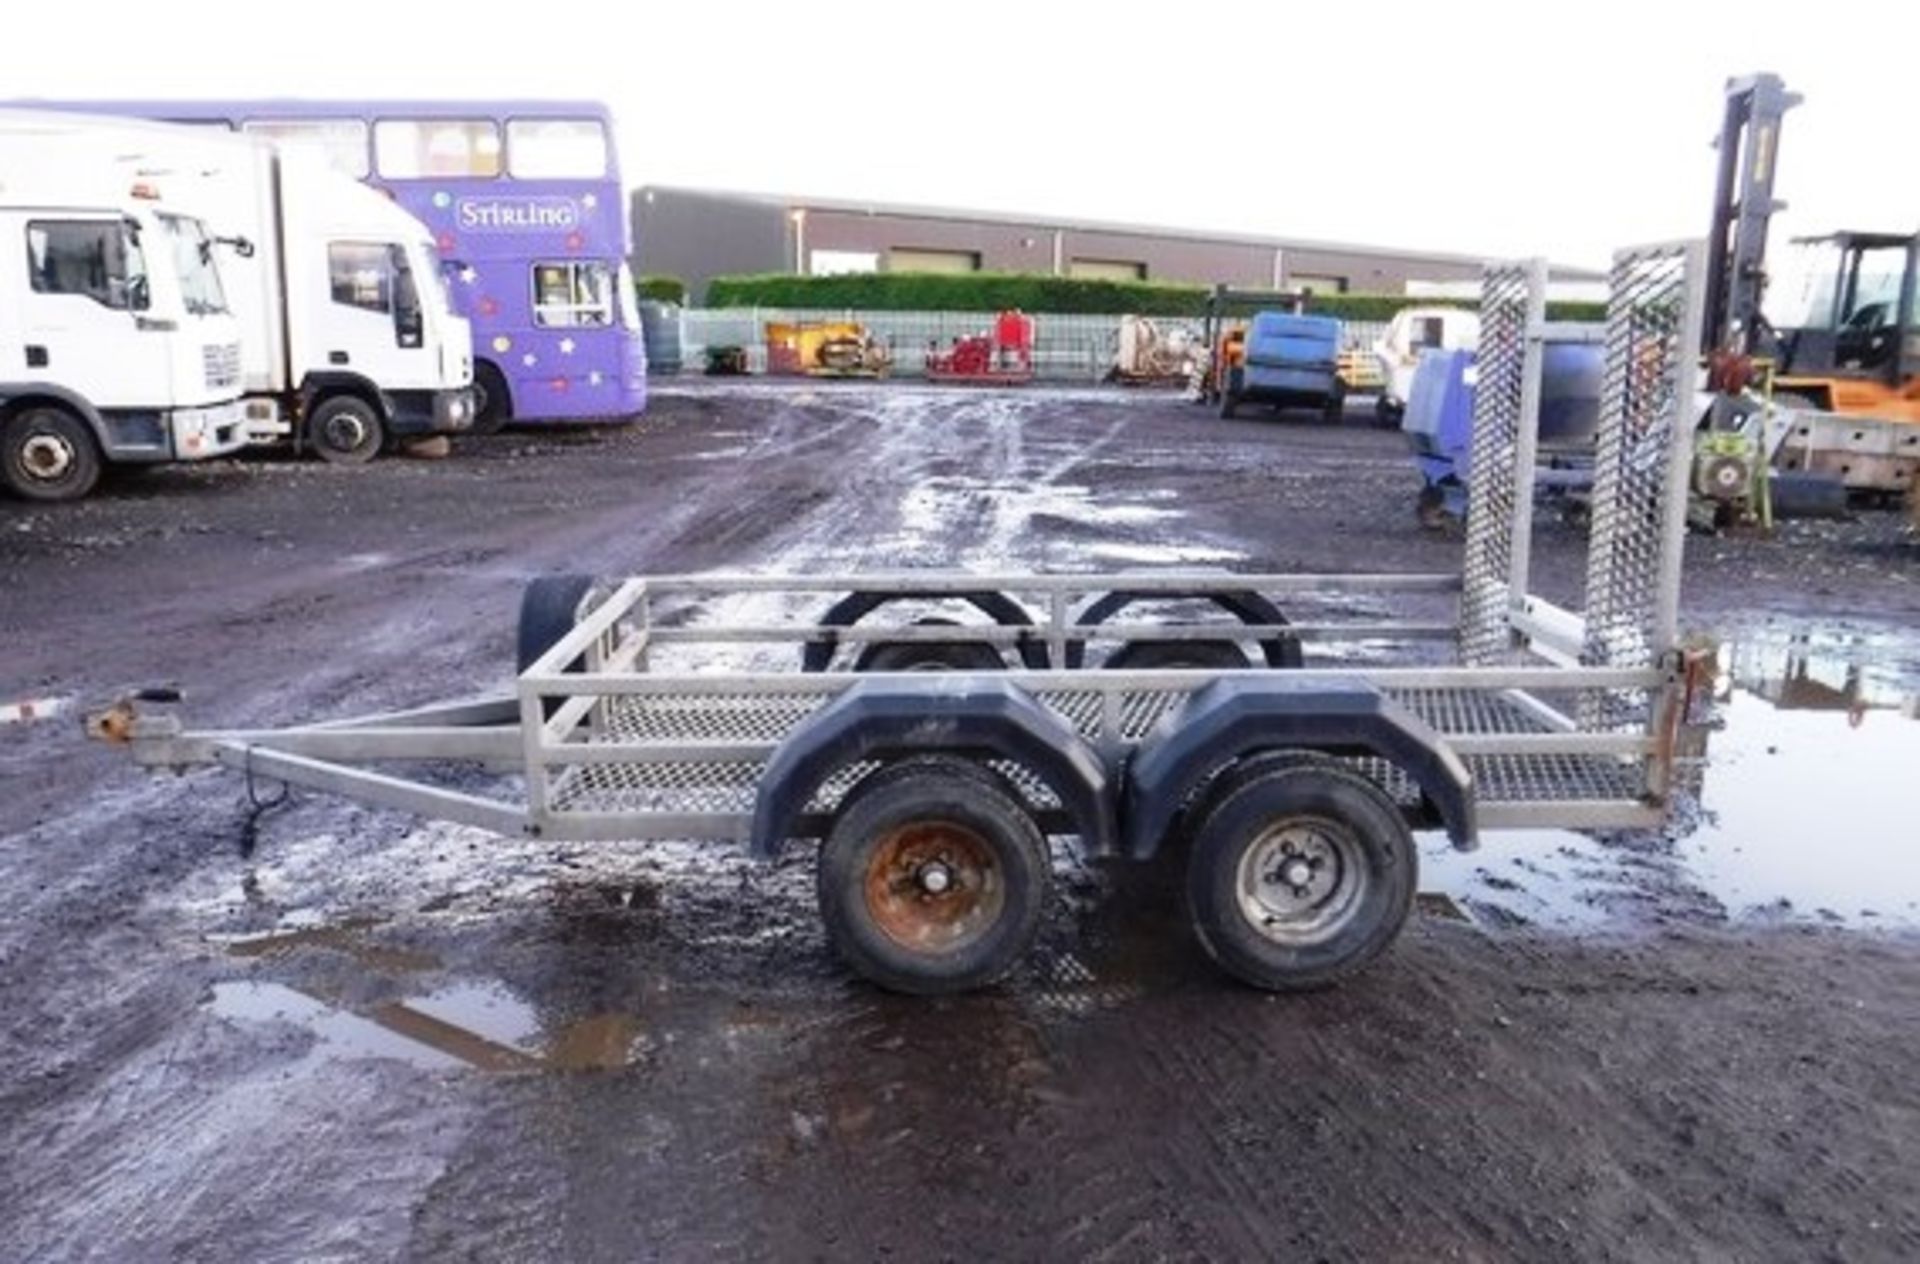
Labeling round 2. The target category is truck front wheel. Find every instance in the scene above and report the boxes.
[2,406,101,502]
[307,396,384,465]
[1185,755,1415,991]
[470,362,512,436]
[817,757,1050,995]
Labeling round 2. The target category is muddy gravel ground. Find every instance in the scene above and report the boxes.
[3,383,1918,1261]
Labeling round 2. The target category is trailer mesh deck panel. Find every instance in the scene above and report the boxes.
[548,686,1648,817]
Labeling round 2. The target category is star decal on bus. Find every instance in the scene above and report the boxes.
[558,338,576,356]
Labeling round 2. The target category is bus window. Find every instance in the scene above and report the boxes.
[532,261,612,328]
[506,118,608,179]
[374,119,502,179]
[243,119,370,178]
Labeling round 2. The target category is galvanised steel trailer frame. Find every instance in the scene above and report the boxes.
[94,241,1715,994]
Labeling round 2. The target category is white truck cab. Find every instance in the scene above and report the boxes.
[233,157,475,461]
[0,164,247,501]
[0,112,474,468]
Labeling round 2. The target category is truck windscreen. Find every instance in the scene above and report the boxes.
[159,214,228,317]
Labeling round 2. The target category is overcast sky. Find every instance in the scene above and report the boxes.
[15,0,1915,268]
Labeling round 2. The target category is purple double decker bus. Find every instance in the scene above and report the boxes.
[22,99,646,430]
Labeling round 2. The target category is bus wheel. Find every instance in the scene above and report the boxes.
[2,405,102,502]
[1185,755,1414,991]
[471,363,513,435]
[307,396,384,465]
[817,756,1049,995]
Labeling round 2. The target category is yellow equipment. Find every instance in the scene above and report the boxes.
[765,321,892,377]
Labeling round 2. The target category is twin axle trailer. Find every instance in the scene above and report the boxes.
[94,242,1716,994]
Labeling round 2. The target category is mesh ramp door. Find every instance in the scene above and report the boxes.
[1459,261,1544,664]
[1579,242,1706,734]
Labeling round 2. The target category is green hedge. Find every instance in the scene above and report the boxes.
[705,271,1203,316]
[702,271,1604,323]
[636,274,688,304]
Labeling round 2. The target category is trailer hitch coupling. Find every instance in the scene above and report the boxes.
[85,688,183,745]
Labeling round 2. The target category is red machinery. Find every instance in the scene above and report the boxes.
[924,310,1036,385]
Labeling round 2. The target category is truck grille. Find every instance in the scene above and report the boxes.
[202,343,241,390]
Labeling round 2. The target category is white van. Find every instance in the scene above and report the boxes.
[0,112,474,465]
[1372,307,1480,424]
[0,158,247,501]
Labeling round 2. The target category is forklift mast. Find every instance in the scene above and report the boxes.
[1702,73,1802,357]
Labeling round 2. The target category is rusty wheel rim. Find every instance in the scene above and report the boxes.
[863,820,1005,954]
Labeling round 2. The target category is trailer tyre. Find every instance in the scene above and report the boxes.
[1186,755,1414,991]
[854,619,1005,673]
[818,756,1050,994]
[517,573,600,673]
[2,405,101,502]
[307,396,384,465]
[1104,640,1251,671]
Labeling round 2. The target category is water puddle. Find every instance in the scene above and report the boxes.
[211,981,471,1072]
[1082,542,1245,565]
[1680,641,1919,924]
[1420,829,1656,930]
[1424,627,1920,930]
[0,695,72,726]
[209,923,642,1073]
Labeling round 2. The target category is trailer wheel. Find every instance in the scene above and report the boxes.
[1185,755,1414,991]
[517,574,600,673]
[818,756,1050,994]
[307,396,384,465]
[854,619,1004,673]
[2,405,101,502]
[1105,640,1250,671]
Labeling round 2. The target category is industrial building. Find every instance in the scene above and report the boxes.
[633,185,1602,302]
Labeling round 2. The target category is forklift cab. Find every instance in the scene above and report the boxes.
[1769,231,1918,383]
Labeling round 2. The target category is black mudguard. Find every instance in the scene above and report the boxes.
[801,590,1049,672]
[750,678,1115,857]
[1123,676,1476,857]
[1066,590,1303,669]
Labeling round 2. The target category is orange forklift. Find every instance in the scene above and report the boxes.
[1764,230,1918,421]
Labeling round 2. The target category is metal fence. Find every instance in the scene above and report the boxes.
[673,308,1389,381]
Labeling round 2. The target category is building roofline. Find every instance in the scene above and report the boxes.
[635,183,1607,280]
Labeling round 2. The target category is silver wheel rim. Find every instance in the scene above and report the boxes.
[322,412,370,452]
[1235,815,1367,945]
[20,432,75,482]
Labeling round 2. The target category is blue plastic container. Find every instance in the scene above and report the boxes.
[1225,311,1345,417]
